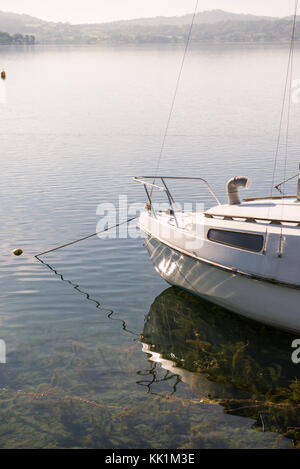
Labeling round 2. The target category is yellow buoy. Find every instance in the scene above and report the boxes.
[12,249,23,256]
[1,70,6,80]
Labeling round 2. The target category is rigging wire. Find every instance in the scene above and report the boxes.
[278,0,298,257]
[263,0,298,256]
[150,0,199,197]
[274,172,298,194]
[270,0,298,199]
[281,0,298,200]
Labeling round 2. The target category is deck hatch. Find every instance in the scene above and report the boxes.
[207,229,264,252]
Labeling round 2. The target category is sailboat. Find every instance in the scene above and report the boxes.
[135,4,300,333]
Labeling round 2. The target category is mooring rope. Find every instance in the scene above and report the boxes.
[35,216,138,258]
[36,255,140,338]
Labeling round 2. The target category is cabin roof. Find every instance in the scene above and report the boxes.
[205,197,300,223]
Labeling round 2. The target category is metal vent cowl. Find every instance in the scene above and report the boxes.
[227,176,251,205]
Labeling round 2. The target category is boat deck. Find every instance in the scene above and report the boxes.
[205,197,300,224]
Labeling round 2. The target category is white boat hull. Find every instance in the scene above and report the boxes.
[143,233,300,334]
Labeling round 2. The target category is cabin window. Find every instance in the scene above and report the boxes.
[207,229,263,252]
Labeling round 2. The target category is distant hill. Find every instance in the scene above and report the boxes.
[0,9,279,33]
[0,11,46,34]
[102,10,277,28]
[0,9,298,44]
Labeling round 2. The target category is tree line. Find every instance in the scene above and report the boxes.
[29,19,300,44]
[0,19,299,45]
[0,31,35,44]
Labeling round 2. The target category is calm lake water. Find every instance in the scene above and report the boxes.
[1,44,300,449]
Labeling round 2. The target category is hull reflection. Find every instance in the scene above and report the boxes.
[141,287,300,446]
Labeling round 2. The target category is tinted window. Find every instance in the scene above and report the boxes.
[207,229,263,252]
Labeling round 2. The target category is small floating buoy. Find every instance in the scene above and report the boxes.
[1,70,6,80]
[12,249,23,256]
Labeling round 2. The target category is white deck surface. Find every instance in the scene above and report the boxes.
[205,197,300,222]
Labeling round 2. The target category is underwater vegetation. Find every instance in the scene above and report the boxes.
[142,288,300,448]
[0,283,297,449]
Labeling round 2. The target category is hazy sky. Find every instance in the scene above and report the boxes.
[0,1,297,24]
